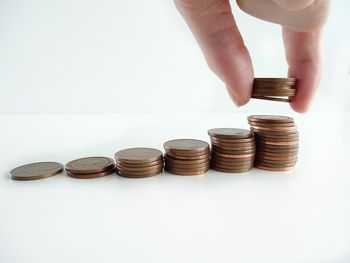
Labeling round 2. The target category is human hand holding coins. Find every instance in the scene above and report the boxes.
[174,0,331,112]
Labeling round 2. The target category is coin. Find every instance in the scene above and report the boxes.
[248,115,294,123]
[164,139,209,156]
[117,168,163,178]
[67,167,116,179]
[9,162,63,181]
[116,163,163,172]
[208,128,253,139]
[252,78,296,103]
[65,157,115,174]
[115,148,163,164]
[210,165,253,173]
[254,164,295,172]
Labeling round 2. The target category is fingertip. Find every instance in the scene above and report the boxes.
[225,83,251,107]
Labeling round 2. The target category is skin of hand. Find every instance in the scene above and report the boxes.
[174,0,331,112]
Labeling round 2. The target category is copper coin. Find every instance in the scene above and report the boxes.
[251,96,292,102]
[65,157,115,174]
[165,152,210,160]
[208,128,252,139]
[254,77,296,83]
[212,150,255,159]
[165,161,210,170]
[255,159,297,168]
[164,139,209,156]
[115,148,163,164]
[252,89,296,96]
[256,140,298,146]
[165,167,209,176]
[248,115,294,123]
[211,145,256,155]
[254,164,295,172]
[256,150,298,157]
[116,159,163,168]
[67,166,116,179]
[116,163,163,172]
[210,136,255,143]
[211,144,255,151]
[210,159,254,168]
[210,139,255,148]
[165,155,208,165]
[10,161,63,181]
[250,125,297,132]
[211,165,252,173]
[117,168,163,178]
[248,121,296,128]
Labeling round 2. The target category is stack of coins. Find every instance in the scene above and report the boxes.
[9,162,64,181]
[65,157,116,178]
[115,148,164,178]
[164,139,210,175]
[208,128,255,173]
[248,115,299,171]
[252,78,296,102]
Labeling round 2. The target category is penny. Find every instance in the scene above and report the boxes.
[254,164,295,172]
[164,139,209,155]
[165,161,209,170]
[115,148,163,164]
[164,155,208,165]
[118,168,163,178]
[67,166,116,179]
[165,152,210,160]
[116,159,163,168]
[165,167,209,176]
[211,165,253,173]
[248,115,294,123]
[208,128,252,139]
[10,161,63,181]
[116,163,163,172]
[212,151,255,159]
[211,145,255,155]
[254,77,296,83]
[210,136,255,143]
[65,156,115,174]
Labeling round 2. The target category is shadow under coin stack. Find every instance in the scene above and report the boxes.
[115,148,164,178]
[208,128,255,173]
[248,115,299,172]
[164,139,210,175]
[65,157,116,179]
[252,78,296,102]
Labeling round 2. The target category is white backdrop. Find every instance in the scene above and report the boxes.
[0,0,349,113]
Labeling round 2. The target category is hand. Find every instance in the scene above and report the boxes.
[174,0,331,112]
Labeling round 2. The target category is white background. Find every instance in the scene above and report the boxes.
[0,0,349,113]
[0,1,350,263]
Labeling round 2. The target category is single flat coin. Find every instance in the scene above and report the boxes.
[165,152,210,160]
[67,167,116,179]
[208,128,252,139]
[165,167,209,176]
[211,165,252,173]
[254,164,295,172]
[212,151,255,159]
[117,168,162,178]
[165,155,209,165]
[251,96,292,103]
[116,159,163,168]
[210,136,255,143]
[254,77,296,83]
[10,161,63,181]
[248,115,294,123]
[65,156,115,174]
[164,139,209,155]
[116,163,163,172]
[115,148,163,164]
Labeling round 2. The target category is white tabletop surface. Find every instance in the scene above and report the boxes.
[0,112,349,263]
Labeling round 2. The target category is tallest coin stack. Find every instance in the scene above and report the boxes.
[248,115,299,171]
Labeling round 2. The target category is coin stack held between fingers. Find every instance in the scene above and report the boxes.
[252,78,296,103]
[208,128,255,173]
[65,157,116,179]
[164,139,210,175]
[248,115,299,171]
[115,148,164,178]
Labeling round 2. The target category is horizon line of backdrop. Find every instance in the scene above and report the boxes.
[0,0,349,114]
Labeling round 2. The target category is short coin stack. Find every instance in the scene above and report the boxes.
[65,156,116,179]
[252,78,296,102]
[208,128,255,173]
[248,115,299,171]
[164,139,210,175]
[115,148,164,178]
